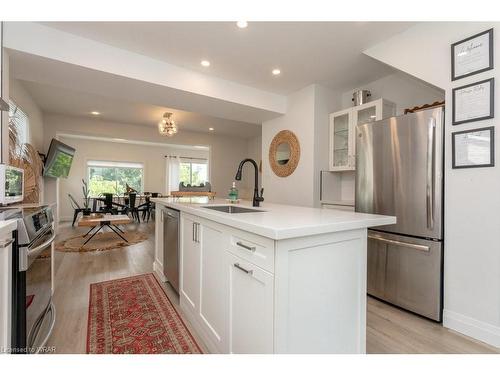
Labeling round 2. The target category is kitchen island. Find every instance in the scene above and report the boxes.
[152,197,395,354]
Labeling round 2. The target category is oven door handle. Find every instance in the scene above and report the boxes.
[29,231,56,254]
[20,231,57,272]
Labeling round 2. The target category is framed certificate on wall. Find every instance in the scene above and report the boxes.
[452,78,494,125]
[451,29,494,81]
[452,126,495,169]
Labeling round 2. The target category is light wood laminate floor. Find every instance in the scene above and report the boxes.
[47,222,499,354]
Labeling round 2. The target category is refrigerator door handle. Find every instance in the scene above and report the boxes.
[368,234,430,252]
[426,117,436,230]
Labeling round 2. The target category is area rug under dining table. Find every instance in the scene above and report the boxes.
[87,273,202,354]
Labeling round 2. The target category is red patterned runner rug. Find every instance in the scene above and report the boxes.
[87,273,202,354]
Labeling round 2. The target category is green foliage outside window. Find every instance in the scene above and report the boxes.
[88,166,143,196]
[179,162,207,186]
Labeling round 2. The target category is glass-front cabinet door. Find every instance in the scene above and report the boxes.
[329,99,396,172]
[329,109,354,171]
[356,105,377,127]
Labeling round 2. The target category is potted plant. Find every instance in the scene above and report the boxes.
[82,179,91,216]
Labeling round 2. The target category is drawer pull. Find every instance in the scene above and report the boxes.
[236,241,256,252]
[234,263,253,275]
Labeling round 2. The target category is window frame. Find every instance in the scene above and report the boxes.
[179,158,208,186]
[86,159,145,196]
[8,99,30,146]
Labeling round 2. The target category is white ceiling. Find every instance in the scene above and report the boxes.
[40,22,414,95]
[19,80,262,138]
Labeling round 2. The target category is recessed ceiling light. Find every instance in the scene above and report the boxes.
[91,111,100,115]
[209,127,214,131]
[201,60,210,67]
[272,68,281,76]
[236,21,248,29]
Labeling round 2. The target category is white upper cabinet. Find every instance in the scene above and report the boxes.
[329,108,353,172]
[329,98,395,171]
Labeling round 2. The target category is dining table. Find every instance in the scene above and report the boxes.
[91,194,153,211]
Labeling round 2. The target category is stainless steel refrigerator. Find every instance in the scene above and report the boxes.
[355,106,444,321]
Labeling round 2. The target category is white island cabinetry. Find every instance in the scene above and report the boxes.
[0,220,17,352]
[180,213,228,353]
[153,198,396,354]
[227,252,274,353]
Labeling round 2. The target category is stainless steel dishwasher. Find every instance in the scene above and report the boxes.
[163,208,180,293]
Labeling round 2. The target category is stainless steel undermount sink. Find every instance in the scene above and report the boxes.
[201,205,265,214]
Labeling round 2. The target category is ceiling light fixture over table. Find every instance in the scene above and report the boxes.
[201,60,210,67]
[272,68,281,76]
[159,112,178,137]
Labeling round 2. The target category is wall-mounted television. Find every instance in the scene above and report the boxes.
[43,139,76,178]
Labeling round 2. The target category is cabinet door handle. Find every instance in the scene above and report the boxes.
[234,263,253,275]
[193,222,200,243]
[0,238,14,248]
[236,241,256,252]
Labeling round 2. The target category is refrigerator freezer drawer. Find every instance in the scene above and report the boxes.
[367,231,443,321]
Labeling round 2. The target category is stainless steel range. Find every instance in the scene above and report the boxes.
[1,206,56,353]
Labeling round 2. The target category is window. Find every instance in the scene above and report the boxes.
[87,160,144,196]
[179,159,208,186]
[8,100,29,150]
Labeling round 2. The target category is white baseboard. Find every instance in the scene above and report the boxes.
[443,309,500,348]
[153,260,166,282]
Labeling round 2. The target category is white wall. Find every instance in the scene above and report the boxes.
[1,48,9,163]
[341,71,445,115]
[9,78,44,151]
[246,135,262,192]
[56,135,208,221]
[43,114,259,214]
[314,85,342,206]
[262,85,316,207]
[365,22,500,348]
[262,84,339,207]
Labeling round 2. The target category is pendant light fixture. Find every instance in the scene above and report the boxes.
[158,112,178,137]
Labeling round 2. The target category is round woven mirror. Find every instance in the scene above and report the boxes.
[269,130,300,177]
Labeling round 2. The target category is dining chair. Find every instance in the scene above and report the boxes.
[68,194,85,227]
[98,193,118,215]
[128,193,140,222]
[137,196,152,222]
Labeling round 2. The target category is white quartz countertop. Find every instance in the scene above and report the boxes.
[0,219,18,236]
[152,198,396,240]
